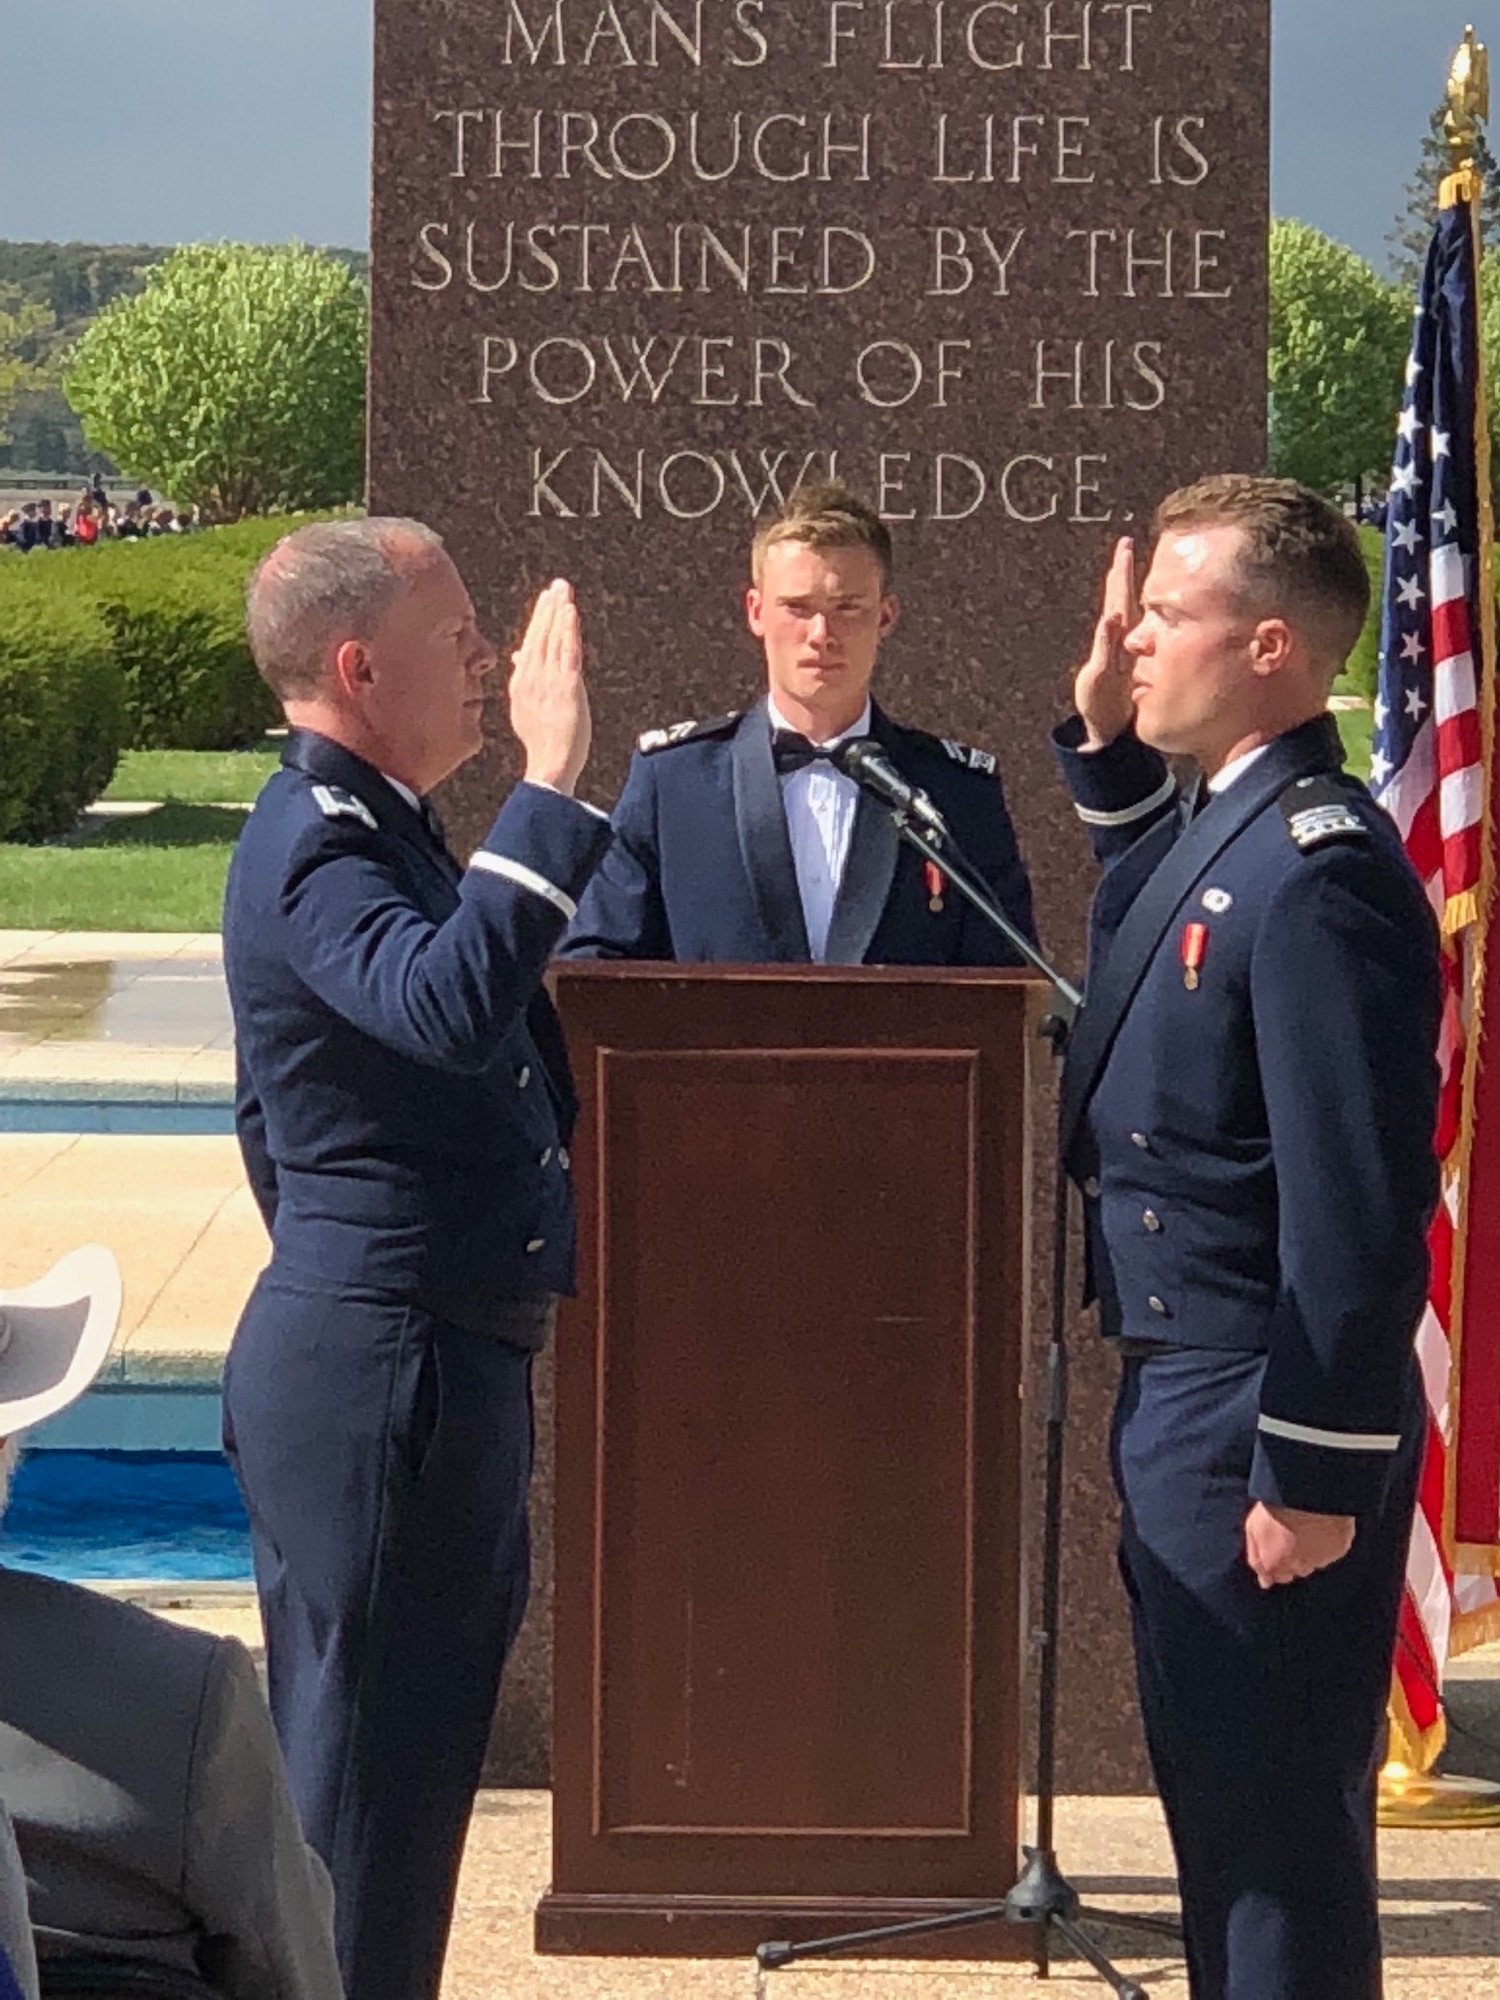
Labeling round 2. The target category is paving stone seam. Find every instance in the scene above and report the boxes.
[0,1130,82,1199]
[120,1176,246,1341]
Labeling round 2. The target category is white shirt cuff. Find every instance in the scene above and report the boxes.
[521,779,609,822]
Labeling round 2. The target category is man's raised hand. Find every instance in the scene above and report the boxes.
[511,578,592,798]
[1074,536,1141,752]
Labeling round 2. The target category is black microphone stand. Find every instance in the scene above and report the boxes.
[754,790,1181,2000]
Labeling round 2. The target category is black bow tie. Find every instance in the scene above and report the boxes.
[772,729,845,776]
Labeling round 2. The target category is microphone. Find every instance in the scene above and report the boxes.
[836,738,949,836]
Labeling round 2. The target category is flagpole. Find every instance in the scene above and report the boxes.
[1378,22,1500,1830]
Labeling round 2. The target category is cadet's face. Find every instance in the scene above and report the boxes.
[746,542,897,729]
[362,551,498,790]
[1125,528,1262,761]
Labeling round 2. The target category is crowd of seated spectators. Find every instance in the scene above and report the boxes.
[0,484,198,552]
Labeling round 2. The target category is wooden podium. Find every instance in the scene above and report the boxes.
[536,965,1040,1958]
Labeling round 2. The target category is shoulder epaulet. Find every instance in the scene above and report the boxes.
[940,737,998,776]
[637,711,741,754]
[1278,774,1368,852]
[310,783,378,830]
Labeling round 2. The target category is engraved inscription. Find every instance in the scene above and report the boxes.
[400,0,1251,531]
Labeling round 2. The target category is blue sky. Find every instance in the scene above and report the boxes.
[0,1,1486,269]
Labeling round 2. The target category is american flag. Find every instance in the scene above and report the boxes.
[1372,190,1500,1770]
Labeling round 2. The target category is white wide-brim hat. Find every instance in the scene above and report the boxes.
[0,1247,122,1433]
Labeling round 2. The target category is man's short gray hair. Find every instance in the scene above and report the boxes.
[246,516,445,702]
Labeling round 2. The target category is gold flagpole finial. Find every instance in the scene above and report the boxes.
[1447,24,1491,173]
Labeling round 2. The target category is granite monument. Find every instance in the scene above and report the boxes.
[369,0,1272,1791]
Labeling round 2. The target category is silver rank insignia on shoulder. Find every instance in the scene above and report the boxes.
[1279,775,1368,851]
[311,784,378,829]
[636,711,742,754]
[1287,803,1365,849]
[941,739,998,775]
[638,719,701,753]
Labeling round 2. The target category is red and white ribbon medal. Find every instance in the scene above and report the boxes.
[1180,922,1208,991]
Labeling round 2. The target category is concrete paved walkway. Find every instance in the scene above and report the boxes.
[443,1790,1499,2000]
[0,931,232,1098]
[0,1132,261,1374]
[0,933,248,1369]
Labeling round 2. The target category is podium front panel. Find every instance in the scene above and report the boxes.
[541,967,1035,1954]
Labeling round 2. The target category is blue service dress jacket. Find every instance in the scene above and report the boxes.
[561,696,1037,964]
[224,728,613,1323]
[1054,711,1443,1516]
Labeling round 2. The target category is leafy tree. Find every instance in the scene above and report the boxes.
[1474,248,1500,515]
[1268,220,1410,495]
[65,244,367,521]
[0,287,56,445]
[1389,103,1500,286]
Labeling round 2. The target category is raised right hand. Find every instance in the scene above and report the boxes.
[510,579,592,797]
[1074,536,1140,751]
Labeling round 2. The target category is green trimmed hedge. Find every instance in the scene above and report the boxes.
[0,586,124,841]
[0,514,346,754]
[1343,528,1386,705]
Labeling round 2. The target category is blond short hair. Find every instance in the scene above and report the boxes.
[751,480,893,589]
[1153,475,1370,669]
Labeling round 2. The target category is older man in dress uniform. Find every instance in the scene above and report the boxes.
[1054,475,1442,2000]
[222,522,609,2000]
[562,480,1036,965]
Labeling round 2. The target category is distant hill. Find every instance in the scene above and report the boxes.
[0,240,368,477]
[0,241,175,327]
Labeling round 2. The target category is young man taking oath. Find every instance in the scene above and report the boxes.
[1055,476,1441,2000]
[562,480,1037,965]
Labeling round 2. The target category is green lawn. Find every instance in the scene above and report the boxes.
[103,744,281,805]
[0,750,281,933]
[0,857,229,931]
[0,793,252,933]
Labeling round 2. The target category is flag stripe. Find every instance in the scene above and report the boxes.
[1454,996,1500,1542]
[1372,192,1500,1754]
[1432,600,1473,675]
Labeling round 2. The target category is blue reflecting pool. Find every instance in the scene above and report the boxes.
[1,1450,252,1582]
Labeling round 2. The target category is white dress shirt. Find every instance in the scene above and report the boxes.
[381,772,421,811]
[1207,743,1271,793]
[767,696,872,962]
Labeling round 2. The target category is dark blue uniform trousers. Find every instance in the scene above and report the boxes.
[223,1268,548,2000]
[1111,1348,1423,2000]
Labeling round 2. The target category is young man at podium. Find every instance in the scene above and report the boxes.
[561,481,1037,965]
